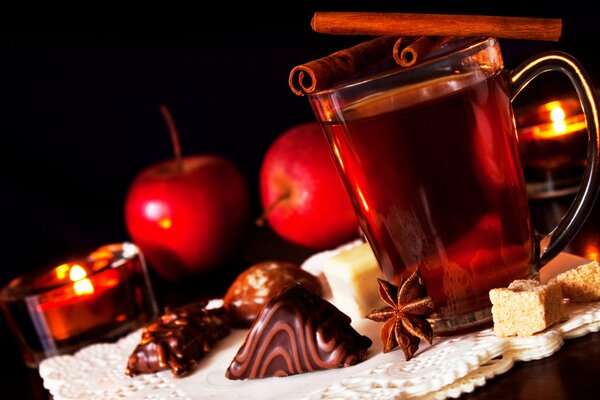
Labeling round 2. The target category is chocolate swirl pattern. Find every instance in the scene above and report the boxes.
[226,285,372,379]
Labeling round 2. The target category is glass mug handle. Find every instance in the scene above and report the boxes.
[509,51,600,267]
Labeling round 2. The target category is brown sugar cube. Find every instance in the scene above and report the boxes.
[489,279,564,337]
[551,261,600,302]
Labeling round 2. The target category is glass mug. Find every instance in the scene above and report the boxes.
[308,37,600,334]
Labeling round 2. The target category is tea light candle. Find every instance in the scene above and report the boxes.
[515,96,587,198]
[0,243,158,368]
[37,261,121,341]
[516,97,586,140]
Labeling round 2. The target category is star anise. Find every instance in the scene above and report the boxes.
[366,269,434,360]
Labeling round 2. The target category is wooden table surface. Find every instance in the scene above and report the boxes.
[2,192,599,399]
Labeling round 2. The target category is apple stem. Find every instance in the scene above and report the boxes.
[160,104,184,173]
[255,191,291,227]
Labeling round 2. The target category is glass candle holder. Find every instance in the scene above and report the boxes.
[515,96,587,199]
[0,242,158,368]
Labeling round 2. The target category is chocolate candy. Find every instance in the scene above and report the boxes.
[223,261,322,327]
[125,301,230,378]
[225,284,372,380]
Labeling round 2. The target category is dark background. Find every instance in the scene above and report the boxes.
[2,2,599,286]
[2,1,600,398]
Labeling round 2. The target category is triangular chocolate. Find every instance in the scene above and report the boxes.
[225,284,372,380]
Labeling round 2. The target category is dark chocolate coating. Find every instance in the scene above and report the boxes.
[225,284,372,380]
[223,261,322,327]
[125,301,230,378]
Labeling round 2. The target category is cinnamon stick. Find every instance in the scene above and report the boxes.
[393,36,454,67]
[288,35,399,96]
[312,12,562,42]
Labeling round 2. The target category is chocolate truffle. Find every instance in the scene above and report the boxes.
[225,284,372,380]
[125,301,230,378]
[223,261,322,327]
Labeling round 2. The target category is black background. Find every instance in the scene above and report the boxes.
[2,1,600,398]
[1,2,599,286]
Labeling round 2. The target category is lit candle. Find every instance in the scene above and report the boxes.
[37,261,122,341]
[0,243,158,368]
[515,96,587,197]
[517,98,586,140]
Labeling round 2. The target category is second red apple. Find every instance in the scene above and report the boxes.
[259,121,359,249]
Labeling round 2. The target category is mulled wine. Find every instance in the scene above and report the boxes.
[319,71,534,330]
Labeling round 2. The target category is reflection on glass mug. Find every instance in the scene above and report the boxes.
[308,37,600,334]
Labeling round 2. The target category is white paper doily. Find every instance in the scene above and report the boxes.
[39,252,600,400]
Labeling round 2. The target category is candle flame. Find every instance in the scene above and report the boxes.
[69,264,95,295]
[550,105,566,122]
[74,279,94,295]
[529,101,587,139]
[69,264,86,281]
[550,105,567,134]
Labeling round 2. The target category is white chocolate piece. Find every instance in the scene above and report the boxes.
[301,239,364,300]
[322,242,385,319]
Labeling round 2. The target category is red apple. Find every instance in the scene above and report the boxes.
[125,106,251,280]
[259,121,359,249]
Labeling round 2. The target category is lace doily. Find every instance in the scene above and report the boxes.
[39,252,600,400]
